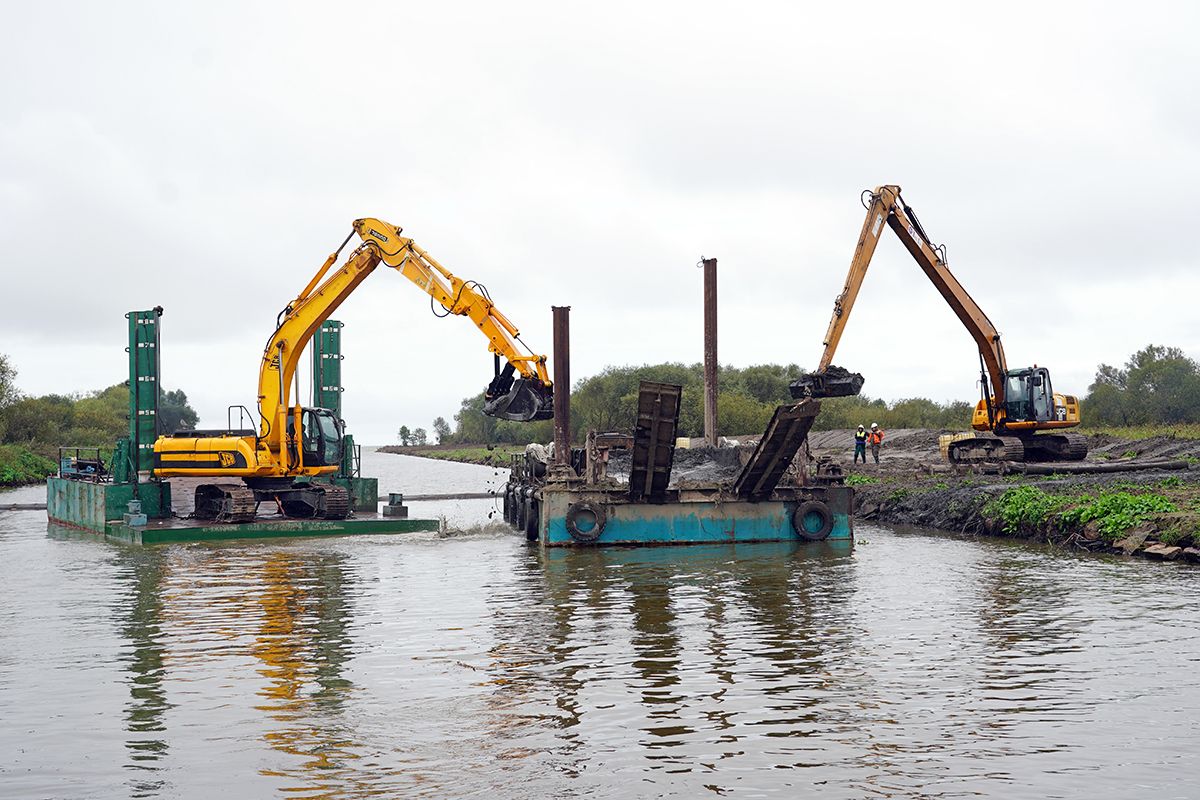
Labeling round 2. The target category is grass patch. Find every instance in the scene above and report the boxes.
[984,486,1070,533]
[393,445,525,466]
[845,474,879,486]
[0,445,57,487]
[1059,492,1176,539]
[984,485,1178,540]
[1082,424,1200,441]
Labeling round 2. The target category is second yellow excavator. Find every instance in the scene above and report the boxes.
[792,185,1086,463]
[153,218,553,521]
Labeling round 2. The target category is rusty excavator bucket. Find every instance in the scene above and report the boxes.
[484,363,554,422]
[789,365,865,399]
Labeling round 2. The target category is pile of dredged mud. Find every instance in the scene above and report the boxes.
[605,444,748,488]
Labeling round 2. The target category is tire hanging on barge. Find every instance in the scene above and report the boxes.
[792,500,833,541]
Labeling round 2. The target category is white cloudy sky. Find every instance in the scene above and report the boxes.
[3,1,1198,443]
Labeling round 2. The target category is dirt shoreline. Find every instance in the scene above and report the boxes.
[810,428,1200,563]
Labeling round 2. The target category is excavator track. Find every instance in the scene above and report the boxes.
[318,485,351,520]
[948,436,1025,464]
[194,483,257,523]
[1022,432,1089,462]
[947,432,1088,464]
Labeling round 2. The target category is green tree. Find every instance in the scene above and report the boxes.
[432,416,452,444]
[1086,345,1200,426]
[160,388,199,433]
[411,427,428,446]
[397,425,411,445]
[453,393,497,444]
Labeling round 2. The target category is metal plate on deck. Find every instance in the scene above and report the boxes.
[628,382,682,502]
[733,399,821,500]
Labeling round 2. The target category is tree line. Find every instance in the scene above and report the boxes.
[0,353,198,458]
[435,344,1200,445]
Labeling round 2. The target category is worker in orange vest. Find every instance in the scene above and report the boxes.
[868,422,885,463]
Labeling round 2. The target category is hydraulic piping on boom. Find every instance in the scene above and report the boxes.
[152,218,553,522]
[790,186,1086,464]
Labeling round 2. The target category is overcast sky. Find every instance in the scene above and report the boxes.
[3,1,1198,443]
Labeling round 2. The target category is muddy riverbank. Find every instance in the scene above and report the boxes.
[810,429,1200,563]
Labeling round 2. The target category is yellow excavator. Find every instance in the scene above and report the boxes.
[153,218,553,521]
[791,185,1086,463]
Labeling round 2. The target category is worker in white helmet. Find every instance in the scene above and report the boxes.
[868,422,885,464]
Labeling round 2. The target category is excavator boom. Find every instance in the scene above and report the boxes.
[258,219,553,460]
[791,185,1084,462]
[793,186,1007,406]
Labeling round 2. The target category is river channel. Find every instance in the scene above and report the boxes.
[1,451,1197,798]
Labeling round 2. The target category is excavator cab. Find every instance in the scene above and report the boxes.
[484,362,555,422]
[1002,367,1054,423]
[287,407,344,468]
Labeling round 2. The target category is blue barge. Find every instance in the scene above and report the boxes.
[503,383,853,548]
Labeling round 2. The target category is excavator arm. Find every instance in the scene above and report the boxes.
[258,218,552,459]
[795,185,1008,422]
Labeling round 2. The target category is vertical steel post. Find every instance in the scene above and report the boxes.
[703,258,718,447]
[552,306,571,465]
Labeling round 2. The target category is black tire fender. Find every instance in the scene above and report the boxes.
[565,501,607,544]
[523,496,539,541]
[792,500,833,541]
[502,486,512,523]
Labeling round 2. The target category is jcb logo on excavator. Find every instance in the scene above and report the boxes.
[218,452,236,467]
[367,228,389,243]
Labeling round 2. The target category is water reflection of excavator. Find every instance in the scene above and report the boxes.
[154,218,553,521]
[792,185,1086,463]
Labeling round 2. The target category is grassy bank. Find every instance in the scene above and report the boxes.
[1081,424,1200,441]
[378,444,525,467]
[0,445,57,488]
[855,472,1200,562]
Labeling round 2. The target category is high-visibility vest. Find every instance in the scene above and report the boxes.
[854,430,867,444]
[868,430,884,445]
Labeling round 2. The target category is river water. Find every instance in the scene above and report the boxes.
[1,451,1197,798]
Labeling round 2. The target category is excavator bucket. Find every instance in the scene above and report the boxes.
[789,366,865,399]
[484,378,555,422]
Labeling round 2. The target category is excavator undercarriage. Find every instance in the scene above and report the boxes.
[947,432,1089,464]
[194,481,352,523]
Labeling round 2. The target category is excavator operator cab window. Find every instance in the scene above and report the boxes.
[1004,371,1032,422]
[299,408,343,467]
[1004,368,1054,424]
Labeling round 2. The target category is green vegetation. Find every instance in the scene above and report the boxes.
[844,474,879,486]
[0,445,56,487]
[1059,492,1176,538]
[983,485,1177,540]
[440,343,1200,447]
[1085,345,1200,427]
[383,445,524,467]
[984,486,1070,533]
[1084,424,1200,441]
[448,362,973,445]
